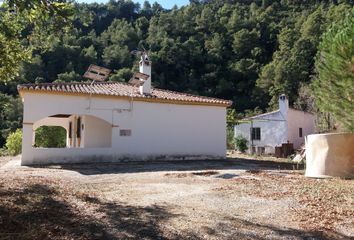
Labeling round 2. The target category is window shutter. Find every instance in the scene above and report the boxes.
[69,122,72,138]
[77,117,81,138]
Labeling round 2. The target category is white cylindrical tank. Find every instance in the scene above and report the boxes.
[305,133,354,178]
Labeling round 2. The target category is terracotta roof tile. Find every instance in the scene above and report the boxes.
[18,82,232,107]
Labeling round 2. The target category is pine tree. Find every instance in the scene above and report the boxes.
[312,9,354,131]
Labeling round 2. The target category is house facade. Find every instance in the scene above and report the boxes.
[234,95,315,154]
[18,55,232,165]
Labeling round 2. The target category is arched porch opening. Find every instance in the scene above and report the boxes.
[34,126,67,148]
[32,114,112,149]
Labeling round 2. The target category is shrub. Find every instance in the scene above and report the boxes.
[226,126,235,149]
[0,148,9,156]
[234,135,248,153]
[5,129,22,156]
[35,126,66,148]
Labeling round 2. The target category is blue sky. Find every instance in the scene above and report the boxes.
[76,0,190,9]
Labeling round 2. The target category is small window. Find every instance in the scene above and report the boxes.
[251,127,261,140]
[120,129,132,136]
[299,128,303,138]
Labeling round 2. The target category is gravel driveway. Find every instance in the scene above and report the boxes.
[0,157,353,239]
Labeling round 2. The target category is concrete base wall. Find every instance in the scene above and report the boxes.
[21,148,225,165]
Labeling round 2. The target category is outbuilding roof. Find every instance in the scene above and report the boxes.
[18,82,232,107]
[241,108,314,121]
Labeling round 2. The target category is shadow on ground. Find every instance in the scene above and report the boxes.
[0,180,347,240]
[203,216,350,240]
[31,157,304,175]
[0,180,181,240]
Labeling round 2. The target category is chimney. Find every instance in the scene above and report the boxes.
[139,52,151,95]
[279,94,289,117]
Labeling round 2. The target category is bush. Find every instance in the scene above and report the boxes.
[35,126,66,148]
[5,129,22,156]
[227,126,235,149]
[234,135,248,153]
[0,148,9,156]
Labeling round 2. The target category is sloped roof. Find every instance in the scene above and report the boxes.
[241,108,314,121]
[17,82,232,107]
[246,109,280,120]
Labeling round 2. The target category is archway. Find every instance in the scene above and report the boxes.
[32,114,112,149]
[34,126,67,148]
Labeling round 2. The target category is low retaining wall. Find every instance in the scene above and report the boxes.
[305,133,354,178]
[21,148,225,165]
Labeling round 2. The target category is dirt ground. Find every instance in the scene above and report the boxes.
[0,156,12,168]
[0,155,353,240]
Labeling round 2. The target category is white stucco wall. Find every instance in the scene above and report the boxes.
[234,108,315,154]
[21,92,227,165]
[287,109,316,149]
[82,115,112,148]
[234,111,287,154]
[33,117,69,131]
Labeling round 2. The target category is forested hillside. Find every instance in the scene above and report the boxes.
[0,0,353,147]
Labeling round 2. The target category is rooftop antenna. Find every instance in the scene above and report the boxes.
[130,45,150,60]
[127,49,147,110]
[129,48,151,87]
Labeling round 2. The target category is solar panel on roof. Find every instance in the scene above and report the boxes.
[83,64,111,81]
[133,72,149,81]
[128,72,150,87]
[128,78,145,87]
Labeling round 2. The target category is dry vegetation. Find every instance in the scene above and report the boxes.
[216,171,354,236]
[0,156,353,239]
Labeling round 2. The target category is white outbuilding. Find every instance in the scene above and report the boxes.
[234,95,315,154]
[18,54,232,165]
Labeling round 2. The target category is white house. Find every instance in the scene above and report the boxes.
[18,54,232,165]
[234,95,315,154]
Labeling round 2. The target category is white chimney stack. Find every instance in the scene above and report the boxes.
[139,52,151,95]
[279,94,289,117]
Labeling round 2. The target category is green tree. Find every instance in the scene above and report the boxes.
[55,71,82,83]
[232,29,260,58]
[226,109,237,149]
[5,129,22,155]
[312,10,354,131]
[109,68,133,82]
[0,94,23,147]
[0,0,73,81]
[0,10,31,81]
